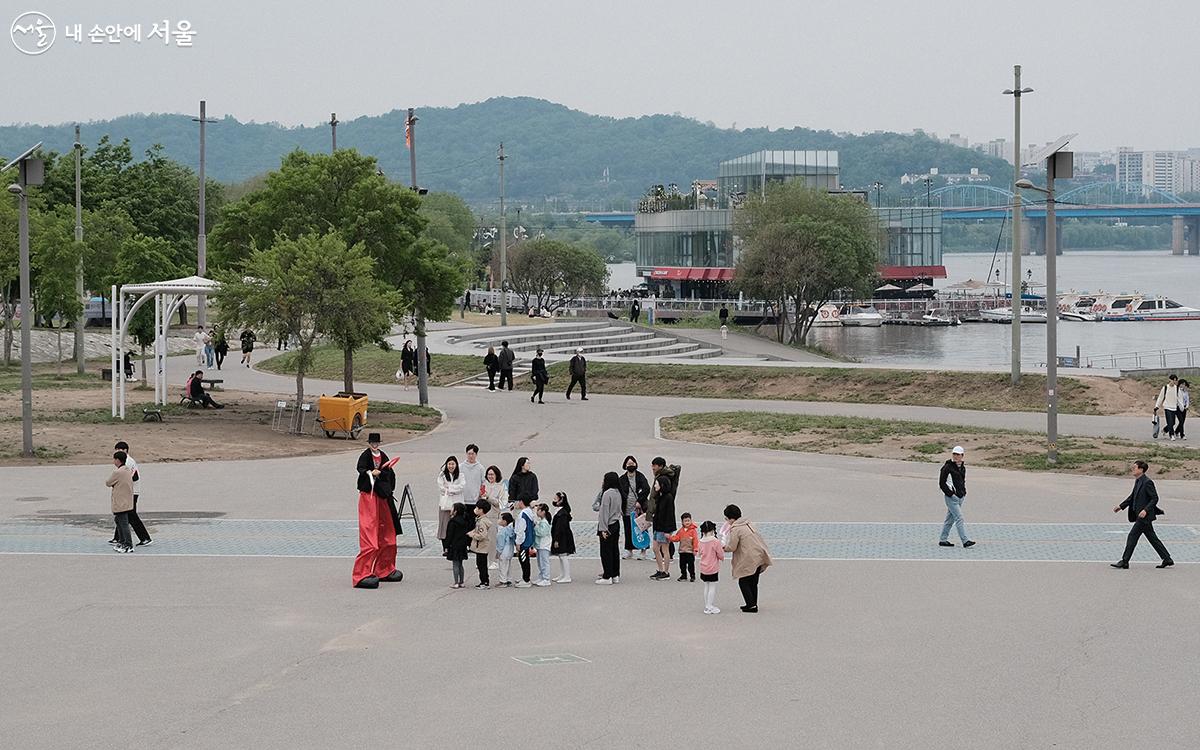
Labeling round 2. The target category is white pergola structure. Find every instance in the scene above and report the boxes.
[111,275,221,419]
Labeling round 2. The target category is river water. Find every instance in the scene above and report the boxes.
[808,250,1200,367]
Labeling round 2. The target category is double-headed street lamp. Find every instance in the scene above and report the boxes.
[3,143,45,458]
[1016,135,1075,466]
[871,181,884,208]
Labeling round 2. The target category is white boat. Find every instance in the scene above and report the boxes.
[838,304,884,327]
[1096,294,1200,321]
[980,305,1048,323]
[920,309,959,326]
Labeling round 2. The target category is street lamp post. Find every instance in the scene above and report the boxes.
[1003,66,1033,385]
[74,125,85,374]
[4,143,44,458]
[922,176,932,207]
[498,143,508,327]
[330,112,338,152]
[193,100,217,327]
[1017,146,1073,466]
[872,181,883,208]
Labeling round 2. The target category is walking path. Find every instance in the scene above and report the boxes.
[2,345,1197,750]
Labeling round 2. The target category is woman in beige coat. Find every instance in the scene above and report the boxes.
[723,504,772,613]
[106,451,136,553]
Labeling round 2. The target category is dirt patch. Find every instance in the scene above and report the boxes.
[661,411,1200,479]
[0,385,440,466]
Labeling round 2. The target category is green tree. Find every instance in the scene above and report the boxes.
[734,183,880,345]
[116,235,182,382]
[30,209,84,376]
[507,238,609,313]
[216,232,386,431]
[209,149,463,396]
[0,196,17,365]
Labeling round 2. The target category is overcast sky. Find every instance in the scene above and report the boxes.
[4,0,1197,151]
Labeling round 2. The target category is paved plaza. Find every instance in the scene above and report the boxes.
[2,350,1198,749]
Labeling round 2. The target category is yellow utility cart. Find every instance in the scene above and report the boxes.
[317,392,368,439]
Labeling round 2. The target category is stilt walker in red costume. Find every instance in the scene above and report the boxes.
[352,433,404,589]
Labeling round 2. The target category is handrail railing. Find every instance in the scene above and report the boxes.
[1081,346,1200,371]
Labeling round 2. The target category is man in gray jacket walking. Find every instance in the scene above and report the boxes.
[566,347,588,400]
[497,340,516,391]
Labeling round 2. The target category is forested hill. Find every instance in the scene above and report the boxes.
[0,97,1008,203]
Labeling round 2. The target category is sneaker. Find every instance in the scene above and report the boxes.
[556,578,572,584]
[703,607,713,614]
[137,539,153,547]
[611,576,620,584]
[488,562,499,570]
[515,581,532,588]
[475,583,490,590]
[690,577,696,582]
[651,571,669,580]
[709,606,720,614]
[595,578,613,585]
[534,580,551,587]
[677,574,687,581]
[963,540,976,548]
[501,582,514,587]
[938,541,954,547]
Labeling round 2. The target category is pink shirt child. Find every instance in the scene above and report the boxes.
[698,534,725,575]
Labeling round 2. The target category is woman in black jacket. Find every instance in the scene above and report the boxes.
[444,502,472,589]
[483,346,500,391]
[530,348,549,404]
[551,492,576,583]
[508,456,539,508]
[618,455,650,558]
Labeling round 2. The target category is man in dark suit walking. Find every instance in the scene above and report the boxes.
[1111,460,1173,569]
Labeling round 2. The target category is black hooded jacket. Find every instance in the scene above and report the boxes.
[551,498,576,555]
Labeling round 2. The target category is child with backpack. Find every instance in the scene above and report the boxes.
[698,521,725,614]
[513,498,536,588]
[551,491,576,583]
[467,499,494,589]
[669,512,699,582]
[534,503,553,586]
[495,512,516,588]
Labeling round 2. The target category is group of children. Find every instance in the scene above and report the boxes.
[442,492,732,615]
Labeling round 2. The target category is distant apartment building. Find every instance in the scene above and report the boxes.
[1116,148,1200,195]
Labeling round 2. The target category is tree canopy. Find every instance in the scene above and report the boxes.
[734,182,880,345]
[507,238,609,313]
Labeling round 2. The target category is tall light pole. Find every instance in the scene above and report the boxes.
[74,125,85,374]
[1003,66,1033,384]
[922,175,933,206]
[406,108,430,406]
[4,143,44,458]
[872,181,883,208]
[1017,138,1074,466]
[498,142,508,327]
[330,112,338,152]
[193,100,217,326]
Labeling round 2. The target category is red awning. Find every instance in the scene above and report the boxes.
[650,267,735,281]
[879,265,947,280]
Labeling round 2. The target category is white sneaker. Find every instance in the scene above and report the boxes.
[621,551,631,559]
[488,562,499,570]
[556,578,572,584]
[534,580,551,587]
[709,606,720,614]
[515,581,532,588]
[595,578,613,585]
[703,607,713,614]
[611,576,620,584]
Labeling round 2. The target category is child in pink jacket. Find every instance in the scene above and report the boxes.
[697,521,726,614]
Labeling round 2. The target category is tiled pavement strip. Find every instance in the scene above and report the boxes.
[2,519,1196,562]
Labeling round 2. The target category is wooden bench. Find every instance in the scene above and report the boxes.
[142,408,163,422]
[201,378,224,390]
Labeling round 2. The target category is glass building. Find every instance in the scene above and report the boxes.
[635,209,735,281]
[876,207,945,280]
[717,150,840,206]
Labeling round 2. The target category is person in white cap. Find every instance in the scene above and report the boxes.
[937,446,974,548]
[567,347,588,400]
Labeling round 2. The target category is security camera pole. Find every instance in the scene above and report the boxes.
[4,142,45,457]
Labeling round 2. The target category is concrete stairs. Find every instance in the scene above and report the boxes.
[446,321,726,389]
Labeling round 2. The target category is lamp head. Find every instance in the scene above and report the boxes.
[7,183,22,195]
[1015,179,1035,189]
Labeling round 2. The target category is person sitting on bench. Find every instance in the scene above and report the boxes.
[186,369,224,409]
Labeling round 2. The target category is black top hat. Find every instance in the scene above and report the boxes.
[367,433,382,444]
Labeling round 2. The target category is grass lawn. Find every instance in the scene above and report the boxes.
[578,362,1153,416]
[0,366,110,393]
[258,345,485,387]
[661,411,1200,478]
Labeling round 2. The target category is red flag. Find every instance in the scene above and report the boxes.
[404,117,411,149]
